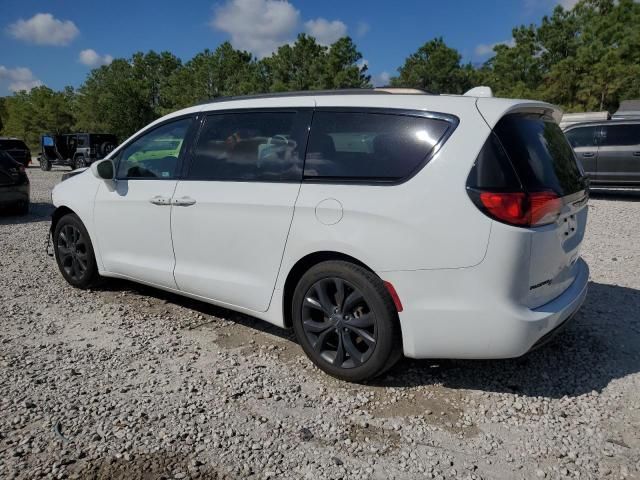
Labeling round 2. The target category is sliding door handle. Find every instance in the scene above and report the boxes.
[149,195,171,206]
[172,196,197,206]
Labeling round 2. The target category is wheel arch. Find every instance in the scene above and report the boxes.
[50,205,76,234]
[281,251,376,328]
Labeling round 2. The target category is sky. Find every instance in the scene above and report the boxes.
[0,0,579,94]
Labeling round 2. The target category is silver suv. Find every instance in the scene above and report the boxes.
[564,120,640,186]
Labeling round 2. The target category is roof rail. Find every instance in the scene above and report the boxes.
[194,87,433,107]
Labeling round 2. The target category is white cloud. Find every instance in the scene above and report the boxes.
[304,18,347,45]
[78,49,114,67]
[211,0,300,58]
[474,38,515,57]
[0,65,43,92]
[356,21,370,37]
[558,0,580,8]
[7,13,79,46]
[372,71,391,87]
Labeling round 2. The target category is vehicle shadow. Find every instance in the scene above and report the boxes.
[0,202,54,225]
[589,188,640,202]
[375,281,640,398]
[100,279,639,399]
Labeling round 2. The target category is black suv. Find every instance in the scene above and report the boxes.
[564,120,640,186]
[0,137,31,168]
[39,133,118,171]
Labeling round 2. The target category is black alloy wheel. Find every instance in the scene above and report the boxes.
[301,277,377,369]
[57,223,89,282]
[292,261,402,382]
[53,213,100,289]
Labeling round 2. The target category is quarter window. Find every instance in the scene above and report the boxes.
[600,124,640,147]
[304,112,451,181]
[564,127,597,148]
[116,118,191,179]
[188,112,303,181]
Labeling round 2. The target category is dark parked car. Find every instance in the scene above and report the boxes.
[0,137,31,168]
[0,150,29,215]
[39,133,118,171]
[564,120,640,186]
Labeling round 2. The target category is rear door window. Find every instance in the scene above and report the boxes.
[564,126,598,148]
[304,111,452,181]
[600,124,640,147]
[187,111,305,182]
[494,113,586,196]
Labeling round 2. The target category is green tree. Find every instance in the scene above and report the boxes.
[322,37,371,89]
[262,34,327,91]
[390,37,474,93]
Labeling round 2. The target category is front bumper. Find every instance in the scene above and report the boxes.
[381,258,589,359]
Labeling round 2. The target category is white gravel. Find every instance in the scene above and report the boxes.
[1,168,639,480]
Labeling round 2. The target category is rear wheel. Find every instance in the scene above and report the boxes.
[74,156,87,169]
[53,213,100,289]
[291,261,402,382]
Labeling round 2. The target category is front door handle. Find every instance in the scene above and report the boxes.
[172,196,197,206]
[149,195,171,206]
[582,152,595,158]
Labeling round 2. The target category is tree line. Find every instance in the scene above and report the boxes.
[1,0,638,150]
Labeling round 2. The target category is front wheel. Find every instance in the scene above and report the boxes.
[53,213,101,289]
[40,157,51,171]
[291,261,402,382]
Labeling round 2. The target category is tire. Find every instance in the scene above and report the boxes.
[40,157,51,171]
[291,261,402,382]
[53,213,101,289]
[74,156,87,169]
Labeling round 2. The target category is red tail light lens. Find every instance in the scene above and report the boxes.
[479,192,528,226]
[529,191,562,226]
[474,190,562,227]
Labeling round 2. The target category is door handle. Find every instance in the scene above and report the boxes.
[582,152,595,158]
[172,196,197,206]
[149,195,171,206]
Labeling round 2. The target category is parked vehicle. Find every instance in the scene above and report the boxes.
[0,150,29,215]
[0,137,31,168]
[559,111,610,130]
[49,89,589,381]
[563,120,640,186]
[39,133,118,171]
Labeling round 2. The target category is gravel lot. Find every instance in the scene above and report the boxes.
[1,167,639,480]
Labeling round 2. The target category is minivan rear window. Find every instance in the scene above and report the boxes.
[304,112,451,181]
[494,114,586,196]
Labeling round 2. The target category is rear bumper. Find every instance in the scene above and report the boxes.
[382,257,589,359]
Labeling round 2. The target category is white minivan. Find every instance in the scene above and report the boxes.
[50,88,589,381]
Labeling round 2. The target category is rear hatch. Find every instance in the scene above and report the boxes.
[468,108,589,308]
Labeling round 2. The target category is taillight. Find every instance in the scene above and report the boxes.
[470,189,562,227]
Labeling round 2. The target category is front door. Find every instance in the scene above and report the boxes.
[93,117,193,288]
[564,125,599,180]
[171,108,312,312]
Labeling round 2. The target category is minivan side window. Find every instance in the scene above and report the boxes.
[565,126,597,148]
[304,111,451,181]
[116,118,191,179]
[187,112,304,181]
[600,124,640,147]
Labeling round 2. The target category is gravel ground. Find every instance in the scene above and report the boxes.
[1,167,639,480]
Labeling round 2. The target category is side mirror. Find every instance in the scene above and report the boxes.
[91,159,115,180]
